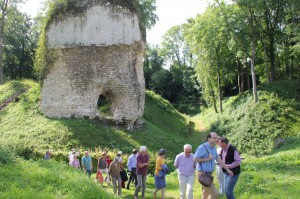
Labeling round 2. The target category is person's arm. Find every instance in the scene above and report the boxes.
[174,155,178,168]
[216,157,233,176]
[193,145,212,163]
[137,155,144,168]
[194,154,213,163]
[90,158,93,170]
[82,159,86,172]
[156,158,163,171]
[227,150,242,169]
[97,158,100,170]
[127,156,132,171]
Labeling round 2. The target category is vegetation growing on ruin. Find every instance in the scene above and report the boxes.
[34,0,157,81]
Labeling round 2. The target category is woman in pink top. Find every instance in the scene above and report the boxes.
[70,154,81,169]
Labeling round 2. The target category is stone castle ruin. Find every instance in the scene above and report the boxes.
[41,0,146,129]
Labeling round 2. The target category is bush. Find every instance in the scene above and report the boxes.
[201,80,300,155]
[0,146,15,165]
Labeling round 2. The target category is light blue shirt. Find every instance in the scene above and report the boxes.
[127,154,137,171]
[195,142,218,173]
[82,156,92,170]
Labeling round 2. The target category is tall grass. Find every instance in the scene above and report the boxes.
[0,80,203,174]
[197,80,300,155]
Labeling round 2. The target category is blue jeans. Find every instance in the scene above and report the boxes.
[85,170,92,177]
[224,173,239,199]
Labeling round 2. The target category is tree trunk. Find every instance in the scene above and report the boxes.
[269,35,276,81]
[0,37,3,85]
[241,64,244,93]
[245,58,250,91]
[237,59,241,93]
[263,43,270,85]
[217,64,222,113]
[251,39,258,103]
[212,95,218,114]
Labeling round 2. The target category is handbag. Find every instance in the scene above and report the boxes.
[198,145,214,187]
[198,172,213,187]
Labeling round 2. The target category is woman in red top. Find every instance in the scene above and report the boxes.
[107,154,112,167]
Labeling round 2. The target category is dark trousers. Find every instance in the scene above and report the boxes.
[127,168,137,188]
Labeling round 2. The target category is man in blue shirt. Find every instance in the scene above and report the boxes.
[194,132,233,199]
[126,149,138,189]
[82,151,93,177]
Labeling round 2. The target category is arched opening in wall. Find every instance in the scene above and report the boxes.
[97,93,112,119]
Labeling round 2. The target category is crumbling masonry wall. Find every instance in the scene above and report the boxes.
[41,2,145,126]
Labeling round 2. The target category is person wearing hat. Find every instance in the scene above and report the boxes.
[117,151,123,163]
[154,149,168,199]
[70,154,81,169]
[68,148,80,164]
[109,157,122,196]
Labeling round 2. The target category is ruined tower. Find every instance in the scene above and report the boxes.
[41,0,146,128]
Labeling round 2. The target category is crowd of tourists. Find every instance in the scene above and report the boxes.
[45,131,241,199]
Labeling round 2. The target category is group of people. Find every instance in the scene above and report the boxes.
[47,131,241,199]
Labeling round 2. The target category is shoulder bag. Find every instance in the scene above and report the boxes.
[198,145,214,187]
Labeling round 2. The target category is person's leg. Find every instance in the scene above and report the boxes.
[153,188,159,199]
[202,183,219,199]
[127,170,134,189]
[178,174,187,199]
[134,175,142,197]
[225,174,239,199]
[161,187,165,199]
[117,175,122,196]
[87,170,91,177]
[104,168,110,183]
[216,165,225,195]
[133,168,138,186]
[111,176,117,194]
[141,174,148,198]
[186,174,194,199]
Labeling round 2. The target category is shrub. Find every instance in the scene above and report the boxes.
[0,146,15,165]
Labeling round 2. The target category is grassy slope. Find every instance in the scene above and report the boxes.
[0,80,202,166]
[196,79,300,155]
[1,79,300,198]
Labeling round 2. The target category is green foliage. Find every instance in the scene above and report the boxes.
[144,44,200,115]
[0,80,26,104]
[199,80,300,155]
[3,8,37,80]
[0,145,15,165]
[0,80,202,175]
[0,159,112,198]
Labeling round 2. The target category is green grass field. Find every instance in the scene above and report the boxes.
[1,79,300,198]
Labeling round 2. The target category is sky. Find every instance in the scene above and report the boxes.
[19,0,209,45]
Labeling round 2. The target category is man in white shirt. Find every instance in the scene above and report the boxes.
[174,144,195,199]
[126,149,138,189]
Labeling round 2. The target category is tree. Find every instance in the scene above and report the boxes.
[185,6,235,112]
[160,25,200,113]
[3,8,37,80]
[0,0,24,85]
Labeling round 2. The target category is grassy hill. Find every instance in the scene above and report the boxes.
[196,79,300,155]
[1,79,300,199]
[0,80,202,167]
